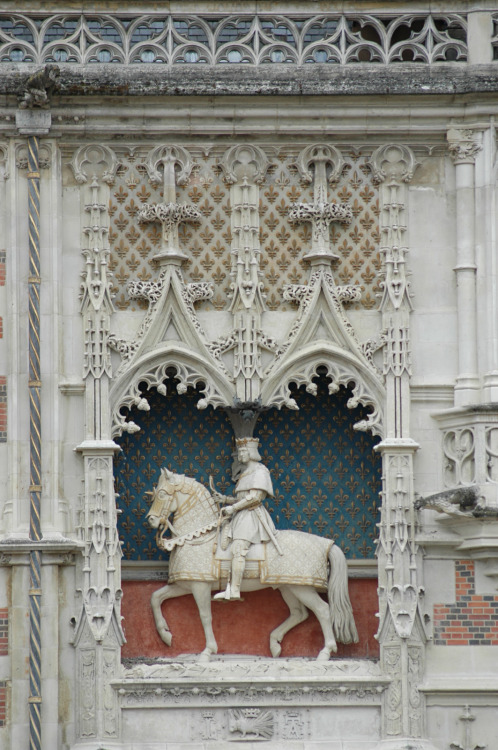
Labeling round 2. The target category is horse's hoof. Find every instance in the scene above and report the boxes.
[159,628,172,647]
[316,647,331,662]
[198,649,212,664]
[270,641,282,658]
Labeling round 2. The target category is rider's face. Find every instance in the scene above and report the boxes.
[238,446,249,463]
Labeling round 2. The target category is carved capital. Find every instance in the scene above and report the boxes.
[447,128,482,165]
[369,144,418,184]
[138,202,200,258]
[16,142,51,171]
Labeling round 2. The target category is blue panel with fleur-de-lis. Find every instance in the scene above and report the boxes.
[254,376,381,558]
[114,385,235,560]
[114,375,381,560]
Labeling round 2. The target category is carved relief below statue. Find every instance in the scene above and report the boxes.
[146,439,359,662]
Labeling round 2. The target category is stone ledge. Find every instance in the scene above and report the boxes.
[1,63,498,99]
[116,657,387,708]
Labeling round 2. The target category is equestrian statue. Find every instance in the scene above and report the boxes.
[146,437,359,662]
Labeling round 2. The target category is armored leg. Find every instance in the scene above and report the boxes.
[213,539,251,601]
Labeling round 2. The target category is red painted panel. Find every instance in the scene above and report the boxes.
[121,578,379,660]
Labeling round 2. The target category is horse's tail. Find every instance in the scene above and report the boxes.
[328,543,359,644]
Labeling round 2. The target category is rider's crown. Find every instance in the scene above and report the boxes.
[235,437,259,447]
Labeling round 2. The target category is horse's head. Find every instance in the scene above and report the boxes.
[146,468,181,529]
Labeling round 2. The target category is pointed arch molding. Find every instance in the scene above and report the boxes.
[261,343,385,437]
[109,344,234,438]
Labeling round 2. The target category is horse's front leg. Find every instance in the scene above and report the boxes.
[151,582,188,646]
[190,581,218,663]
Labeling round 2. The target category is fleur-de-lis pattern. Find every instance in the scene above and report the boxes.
[114,375,381,560]
[107,147,381,314]
[114,385,234,561]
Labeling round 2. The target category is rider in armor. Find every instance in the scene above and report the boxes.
[213,437,280,601]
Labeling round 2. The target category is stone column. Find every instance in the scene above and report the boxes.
[69,144,125,748]
[14,109,49,750]
[447,127,482,407]
[476,125,498,401]
[370,145,436,750]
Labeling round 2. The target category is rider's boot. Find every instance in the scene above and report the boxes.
[213,540,249,600]
[228,556,245,599]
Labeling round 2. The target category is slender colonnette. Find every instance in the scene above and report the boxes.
[27,134,42,750]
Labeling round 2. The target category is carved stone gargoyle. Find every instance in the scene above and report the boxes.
[18,63,60,109]
[414,486,491,518]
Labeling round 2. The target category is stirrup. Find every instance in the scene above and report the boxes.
[213,587,230,601]
[212,584,243,602]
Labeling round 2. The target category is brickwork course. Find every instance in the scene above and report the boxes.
[434,560,498,645]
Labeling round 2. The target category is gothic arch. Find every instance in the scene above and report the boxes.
[109,344,234,438]
[261,342,385,438]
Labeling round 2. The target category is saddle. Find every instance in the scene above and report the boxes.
[214,532,265,562]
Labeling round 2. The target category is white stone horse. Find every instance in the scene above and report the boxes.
[146,468,359,662]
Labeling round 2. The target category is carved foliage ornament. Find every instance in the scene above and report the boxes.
[110,360,228,437]
[447,128,482,165]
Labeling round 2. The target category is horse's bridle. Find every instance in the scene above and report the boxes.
[148,483,179,545]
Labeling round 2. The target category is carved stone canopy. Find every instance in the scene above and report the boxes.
[107,142,385,439]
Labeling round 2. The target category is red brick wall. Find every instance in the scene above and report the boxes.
[0,608,7,656]
[434,560,498,645]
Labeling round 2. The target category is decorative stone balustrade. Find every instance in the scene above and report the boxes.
[0,9,495,66]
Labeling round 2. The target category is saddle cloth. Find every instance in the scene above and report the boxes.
[214,536,265,562]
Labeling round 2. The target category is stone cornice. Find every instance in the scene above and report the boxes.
[1,64,498,101]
